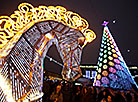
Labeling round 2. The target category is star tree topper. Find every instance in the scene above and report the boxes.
[102,21,109,26]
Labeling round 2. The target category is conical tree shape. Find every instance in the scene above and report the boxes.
[94,25,138,90]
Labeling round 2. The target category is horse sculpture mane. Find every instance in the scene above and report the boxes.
[0,3,96,58]
[0,3,96,101]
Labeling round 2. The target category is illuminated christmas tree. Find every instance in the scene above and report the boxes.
[94,21,138,89]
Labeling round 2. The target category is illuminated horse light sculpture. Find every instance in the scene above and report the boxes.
[0,3,96,102]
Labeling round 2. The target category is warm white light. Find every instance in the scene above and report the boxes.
[0,73,14,102]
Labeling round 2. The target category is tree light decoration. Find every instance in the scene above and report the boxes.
[0,3,96,101]
[94,22,138,90]
[103,65,108,69]
[109,67,116,73]
[97,74,102,80]
[102,70,108,76]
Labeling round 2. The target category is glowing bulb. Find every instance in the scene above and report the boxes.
[104,42,107,45]
[50,58,53,61]
[108,56,113,60]
[100,48,103,52]
[102,71,108,76]
[97,74,101,80]
[104,54,107,58]
[111,45,114,48]
[98,68,101,73]
[103,59,107,63]
[99,63,102,67]
[113,54,118,58]
[112,49,116,53]
[100,58,103,61]
[104,50,107,53]
[103,65,108,69]
[108,61,115,66]
[107,43,110,46]
[108,47,111,50]
[108,51,112,55]
[100,53,103,56]
[104,46,107,49]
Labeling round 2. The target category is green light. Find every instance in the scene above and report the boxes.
[99,63,102,67]
[103,59,107,63]
[104,50,107,53]
[104,46,107,49]
[104,54,107,58]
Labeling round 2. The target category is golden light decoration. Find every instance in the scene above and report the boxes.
[111,45,114,48]
[0,3,96,58]
[113,54,118,58]
[0,73,14,102]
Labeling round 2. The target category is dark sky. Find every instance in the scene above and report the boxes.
[0,0,138,73]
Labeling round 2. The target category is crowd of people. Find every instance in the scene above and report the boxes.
[42,79,138,102]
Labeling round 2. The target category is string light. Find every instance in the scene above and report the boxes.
[103,65,108,69]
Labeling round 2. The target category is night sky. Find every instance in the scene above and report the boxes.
[0,0,138,74]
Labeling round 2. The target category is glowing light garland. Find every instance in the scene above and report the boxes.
[0,3,96,58]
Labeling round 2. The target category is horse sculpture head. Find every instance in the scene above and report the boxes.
[0,3,96,101]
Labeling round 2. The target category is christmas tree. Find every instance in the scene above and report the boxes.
[94,21,138,89]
